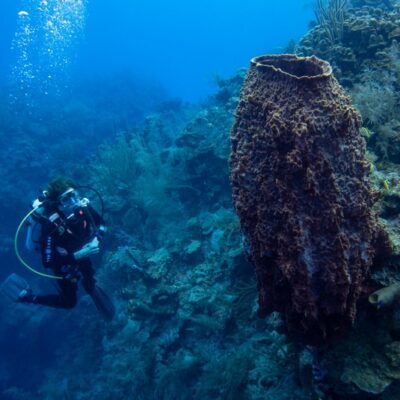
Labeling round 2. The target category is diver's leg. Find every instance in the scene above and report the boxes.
[79,259,96,294]
[79,259,115,321]
[19,279,78,309]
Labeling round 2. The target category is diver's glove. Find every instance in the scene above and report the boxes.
[73,237,100,260]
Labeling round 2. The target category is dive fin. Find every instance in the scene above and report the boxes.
[90,286,115,322]
[0,273,30,302]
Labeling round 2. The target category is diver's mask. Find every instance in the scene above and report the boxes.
[58,188,81,216]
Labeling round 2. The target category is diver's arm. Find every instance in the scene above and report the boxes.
[73,237,100,259]
[41,231,99,265]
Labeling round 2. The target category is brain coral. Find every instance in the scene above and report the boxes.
[229,54,390,344]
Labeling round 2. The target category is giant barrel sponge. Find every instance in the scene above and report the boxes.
[230,54,391,344]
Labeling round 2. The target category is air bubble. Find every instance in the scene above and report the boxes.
[10,0,87,103]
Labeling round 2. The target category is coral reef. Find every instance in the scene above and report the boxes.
[5,2,400,398]
[320,304,400,397]
[6,60,399,399]
[230,54,390,344]
[314,0,348,45]
[19,75,316,400]
[298,3,400,86]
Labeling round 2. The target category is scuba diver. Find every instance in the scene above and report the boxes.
[10,176,114,321]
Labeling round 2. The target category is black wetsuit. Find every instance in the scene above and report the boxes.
[33,205,104,309]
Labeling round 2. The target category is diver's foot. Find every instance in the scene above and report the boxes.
[16,288,36,303]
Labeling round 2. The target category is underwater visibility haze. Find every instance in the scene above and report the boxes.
[2,0,400,399]
[0,0,313,99]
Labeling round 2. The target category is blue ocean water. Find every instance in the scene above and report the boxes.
[0,0,313,100]
[0,1,321,399]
